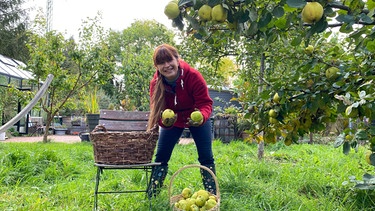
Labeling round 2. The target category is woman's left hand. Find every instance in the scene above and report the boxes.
[187,117,203,127]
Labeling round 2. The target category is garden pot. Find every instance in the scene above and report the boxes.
[79,132,90,142]
[54,128,67,135]
[86,114,100,132]
[0,132,5,141]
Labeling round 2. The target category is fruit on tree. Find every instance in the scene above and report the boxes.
[269,109,277,118]
[164,2,180,19]
[162,109,175,120]
[273,93,280,104]
[301,2,324,24]
[211,4,227,22]
[190,110,203,122]
[198,5,212,21]
[325,67,339,80]
[304,45,314,54]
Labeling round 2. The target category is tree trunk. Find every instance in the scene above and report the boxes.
[257,53,265,160]
[43,113,53,143]
[308,132,313,144]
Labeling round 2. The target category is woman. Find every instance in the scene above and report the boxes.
[146,44,216,198]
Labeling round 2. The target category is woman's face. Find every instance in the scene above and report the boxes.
[156,56,179,81]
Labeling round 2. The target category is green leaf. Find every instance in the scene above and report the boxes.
[286,0,306,8]
[249,8,258,22]
[359,13,373,24]
[336,14,355,23]
[193,33,203,40]
[273,6,285,18]
[354,183,375,190]
[370,154,375,166]
[258,12,273,29]
[237,9,250,23]
[343,141,351,154]
[207,0,221,7]
[355,129,368,140]
[179,0,193,7]
[291,36,302,46]
[368,0,375,10]
[334,134,345,148]
[309,18,328,34]
[274,18,287,29]
[366,40,375,53]
[246,22,258,36]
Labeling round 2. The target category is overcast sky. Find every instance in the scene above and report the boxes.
[25,0,176,38]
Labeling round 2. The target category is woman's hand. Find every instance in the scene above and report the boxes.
[161,110,177,127]
[187,109,203,127]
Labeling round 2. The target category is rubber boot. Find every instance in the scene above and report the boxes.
[147,165,168,198]
[200,164,217,195]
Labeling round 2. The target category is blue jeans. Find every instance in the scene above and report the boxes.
[154,120,214,166]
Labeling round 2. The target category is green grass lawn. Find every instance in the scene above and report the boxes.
[0,139,374,210]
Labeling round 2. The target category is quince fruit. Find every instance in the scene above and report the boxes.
[162,109,175,119]
[182,187,192,199]
[304,45,314,55]
[204,198,217,210]
[164,2,180,19]
[325,67,339,80]
[198,5,212,21]
[301,2,324,24]
[196,189,209,201]
[195,195,206,207]
[269,109,277,118]
[191,110,203,123]
[211,4,227,22]
[273,93,280,104]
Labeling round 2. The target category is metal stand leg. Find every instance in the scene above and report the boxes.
[93,163,161,211]
[94,167,101,211]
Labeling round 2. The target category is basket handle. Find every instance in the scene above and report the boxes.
[168,164,220,200]
[92,125,107,133]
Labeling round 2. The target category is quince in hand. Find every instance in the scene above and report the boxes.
[190,110,203,123]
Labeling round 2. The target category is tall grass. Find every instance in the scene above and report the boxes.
[0,139,374,210]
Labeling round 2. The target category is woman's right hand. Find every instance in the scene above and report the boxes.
[161,110,177,127]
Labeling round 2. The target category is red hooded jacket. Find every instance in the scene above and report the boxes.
[150,60,213,128]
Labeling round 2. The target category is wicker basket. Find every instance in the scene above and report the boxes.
[90,125,159,165]
[169,164,220,211]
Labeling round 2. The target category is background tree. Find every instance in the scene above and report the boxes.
[26,15,115,142]
[0,0,30,61]
[106,20,175,111]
